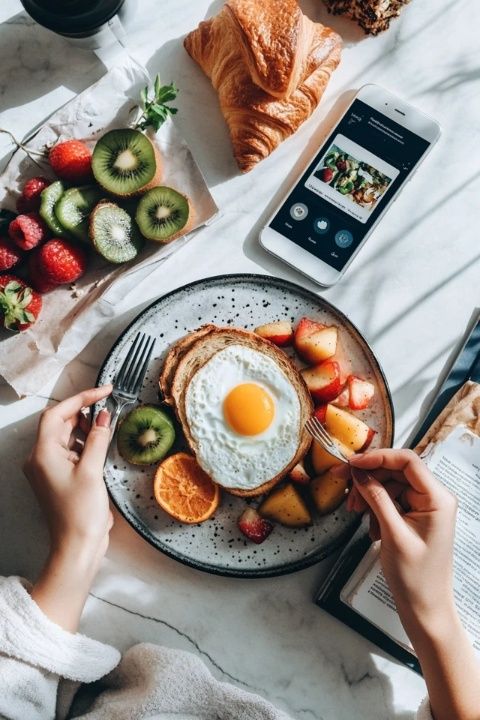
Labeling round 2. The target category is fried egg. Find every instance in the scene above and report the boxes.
[184,344,302,490]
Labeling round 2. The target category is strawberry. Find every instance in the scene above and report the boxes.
[0,236,23,271]
[49,140,92,184]
[9,213,49,251]
[238,507,273,544]
[0,275,42,331]
[255,321,293,347]
[28,253,57,293]
[36,238,87,285]
[347,375,375,410]
[17,176,50,213]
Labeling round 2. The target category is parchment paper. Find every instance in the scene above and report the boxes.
[0,60,218,396]
[415,381,480,453]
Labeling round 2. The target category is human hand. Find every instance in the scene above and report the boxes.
[24,385,113,573]
[346,449,458,640]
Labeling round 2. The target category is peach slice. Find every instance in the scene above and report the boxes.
[311,469,349,515]
[289,461,311,485]
[294,317,338,364]
[311,438,354,474]
[259,484,312,527]
[324,404,372,452]
[255,320,293,347]
[301,360,342,403]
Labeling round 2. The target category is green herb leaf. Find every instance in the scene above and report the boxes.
[133,75,179,133]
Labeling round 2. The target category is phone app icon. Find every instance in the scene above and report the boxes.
[335,230,353,248]
[290,203,308,221]
[314,217,330,234]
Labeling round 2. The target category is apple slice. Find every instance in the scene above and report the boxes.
[255,321,293,347]
[294,317,338,363]
[289,461,311,485]
[311,438,354,474]
[301,360,342,403]
[348,375,375,410]
[360,427,376,451]
[259,484,311,527]
[324,404,372,452]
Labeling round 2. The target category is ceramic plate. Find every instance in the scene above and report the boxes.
[97,274,394,577]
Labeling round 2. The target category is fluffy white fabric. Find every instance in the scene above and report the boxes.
[416,697,434,720]
[0,576,432,720]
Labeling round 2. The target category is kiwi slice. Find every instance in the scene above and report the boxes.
[40,181,70,237]
[117,405,175,465]
[90,201,144,264]
[55,185,103,242]
[135,186,190,243]
[92,129,157,196]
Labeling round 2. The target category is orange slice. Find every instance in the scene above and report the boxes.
[153,452,220,524]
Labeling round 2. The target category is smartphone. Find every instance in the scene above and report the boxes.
[260,84,441,287]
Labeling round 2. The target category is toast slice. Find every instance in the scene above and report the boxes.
[166,325,313,497]
[159,325,215,403]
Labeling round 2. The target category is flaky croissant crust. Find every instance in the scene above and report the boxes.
[184,0,342,172]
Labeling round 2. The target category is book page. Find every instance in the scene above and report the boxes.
[341,426,480,654]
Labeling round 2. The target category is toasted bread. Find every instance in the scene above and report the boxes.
[165,325,313,497]
[159,325,215,403]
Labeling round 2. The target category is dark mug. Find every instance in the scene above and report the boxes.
[20,0,136,49]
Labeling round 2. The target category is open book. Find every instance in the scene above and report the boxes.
[341,417,480,657]
[316,314,480,673]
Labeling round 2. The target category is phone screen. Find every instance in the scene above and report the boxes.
[269,99,432,271]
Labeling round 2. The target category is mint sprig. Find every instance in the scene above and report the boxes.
[134,75,178,132]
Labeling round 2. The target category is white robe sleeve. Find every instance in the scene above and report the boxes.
[416,697,434,720]
[0,576,120,720]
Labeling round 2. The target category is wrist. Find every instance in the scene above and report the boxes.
[400,596,460,646]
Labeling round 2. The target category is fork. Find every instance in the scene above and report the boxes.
[305,415,350,464]
[108,332,156,437]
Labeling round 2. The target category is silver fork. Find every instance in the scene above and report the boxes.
[108,332,156,437]
[305,415,350,464]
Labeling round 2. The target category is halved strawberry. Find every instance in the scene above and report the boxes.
[301,360,342,403]
[255,321,293,347]
[294,317,337,364]
[238,507,273,544]
[348,375,375,410]
[289,461,311,485]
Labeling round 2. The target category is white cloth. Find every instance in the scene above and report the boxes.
[0,576,432,720]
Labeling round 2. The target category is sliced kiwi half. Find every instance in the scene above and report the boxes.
[40,180,70,237]
[117,405,175,466]
[55,185,103,242]
[92,128,158,196]
[135,186,190,243]
[90,201,144,264]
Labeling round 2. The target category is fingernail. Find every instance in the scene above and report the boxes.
[351,467,369,485]
[96,409,111,428]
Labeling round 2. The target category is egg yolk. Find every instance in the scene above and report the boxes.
[223,383,275,436]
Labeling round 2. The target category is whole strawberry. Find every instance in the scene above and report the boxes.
[0,236,23,271]
[0,275,42,331]
[17,176,50,213]
[28,253,57,294]
[9,212,49,251]
[37,238,87,285]
[49,140,92,184]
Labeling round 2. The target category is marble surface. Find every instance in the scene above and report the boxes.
[0,0,478,717]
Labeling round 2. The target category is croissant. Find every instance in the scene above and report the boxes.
[184,0,342,172]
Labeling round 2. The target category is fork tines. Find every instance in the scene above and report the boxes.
[305,416,348,464]
[115,332,155,395]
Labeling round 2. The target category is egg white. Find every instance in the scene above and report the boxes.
[184,344,301,490]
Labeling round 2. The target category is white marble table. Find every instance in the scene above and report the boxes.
[0,0,478,717]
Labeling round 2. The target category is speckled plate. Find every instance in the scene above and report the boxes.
[97,274,394,577]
